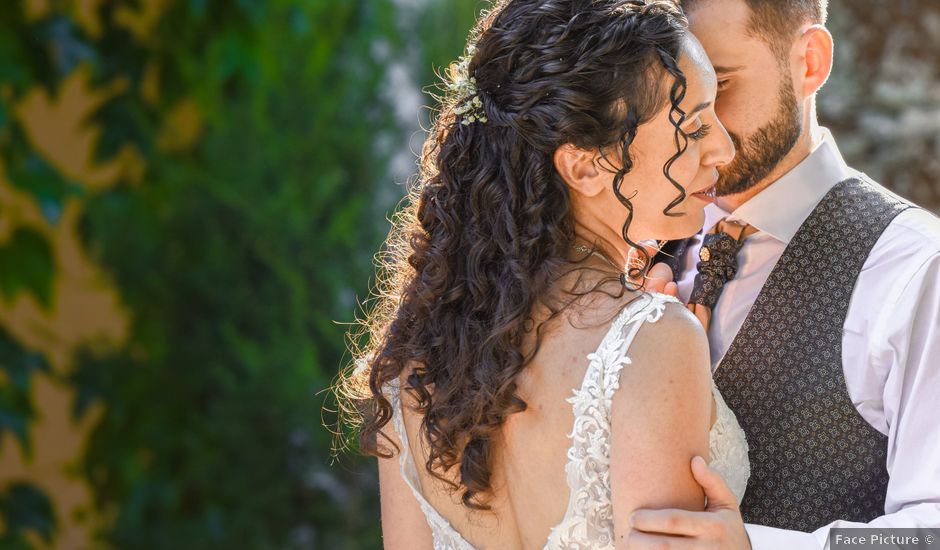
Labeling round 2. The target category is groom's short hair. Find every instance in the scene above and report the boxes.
[683,0,829,61]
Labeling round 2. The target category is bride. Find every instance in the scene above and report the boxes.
[338,0,750,548]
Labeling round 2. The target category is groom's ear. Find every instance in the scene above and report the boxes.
[796,24,834,99]
[554,144,605,198]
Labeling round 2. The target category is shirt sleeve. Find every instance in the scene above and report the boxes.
[745,250,940,550]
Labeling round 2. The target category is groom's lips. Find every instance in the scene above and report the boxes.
[691,184,717,204]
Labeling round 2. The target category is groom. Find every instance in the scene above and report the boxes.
[630,0,940,548]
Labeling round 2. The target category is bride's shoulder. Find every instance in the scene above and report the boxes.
[609,292,707,359]
[636,292,703,334]
[563,288,698,333]
[627,295,709,366]
[612,294,712,407]
[549,289,706,359]
[571,289,710,374]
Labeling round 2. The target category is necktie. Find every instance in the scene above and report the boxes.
[687,218,757,330]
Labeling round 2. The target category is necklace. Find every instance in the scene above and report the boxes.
[572,244,629,287]
[572,241,667,267]
[572,245,622,270]
[572,240,668,287]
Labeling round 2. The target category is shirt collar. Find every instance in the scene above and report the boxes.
[701,128,853,244]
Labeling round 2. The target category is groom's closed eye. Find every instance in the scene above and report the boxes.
[713,64,743,95]
[712,64,744,74]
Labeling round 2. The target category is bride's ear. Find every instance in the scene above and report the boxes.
[554,144,606,198]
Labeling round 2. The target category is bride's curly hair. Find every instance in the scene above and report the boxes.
[337,0,691,509]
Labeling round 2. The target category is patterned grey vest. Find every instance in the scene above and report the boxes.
[714,177,912,532]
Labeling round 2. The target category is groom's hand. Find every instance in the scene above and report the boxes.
[629,241,678,297]
[628,456,752,550]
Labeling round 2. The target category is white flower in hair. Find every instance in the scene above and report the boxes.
[447,45,488,125]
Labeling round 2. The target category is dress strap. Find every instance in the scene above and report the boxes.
[597,292,681,390]
[548,292,681,549]
[385,379,425,500]
[384,379,476,549]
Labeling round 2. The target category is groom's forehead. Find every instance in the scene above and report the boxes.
[683,0,828,52]
[684,0,753,41]
[685,0,765,63]
[681,0,827,25]
[683,0,791,73]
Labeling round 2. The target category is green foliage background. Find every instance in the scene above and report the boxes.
[0,0,938,548]
[0,0,478,548]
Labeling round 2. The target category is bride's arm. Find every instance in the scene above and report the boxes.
[608,302,713,549]
[377,428,434,550]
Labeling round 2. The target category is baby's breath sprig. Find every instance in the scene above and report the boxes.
[447,45,488,125]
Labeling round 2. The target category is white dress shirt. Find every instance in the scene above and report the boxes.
[676,129,940,549]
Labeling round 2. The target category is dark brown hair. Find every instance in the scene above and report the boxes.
[337,0,692,509]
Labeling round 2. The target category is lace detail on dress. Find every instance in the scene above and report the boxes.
[385,292,750,549]
[708,380,750,503]
[545,293,677,549]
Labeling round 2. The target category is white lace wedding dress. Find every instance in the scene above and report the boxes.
[386,293,750,549]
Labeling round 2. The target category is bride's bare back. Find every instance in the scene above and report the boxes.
[380,290,714,549]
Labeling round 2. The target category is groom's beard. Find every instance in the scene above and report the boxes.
[716,79,803,197]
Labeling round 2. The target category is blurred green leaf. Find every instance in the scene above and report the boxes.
[0,482,58,545]
[0,227,55,310]
[0,327,50,459]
